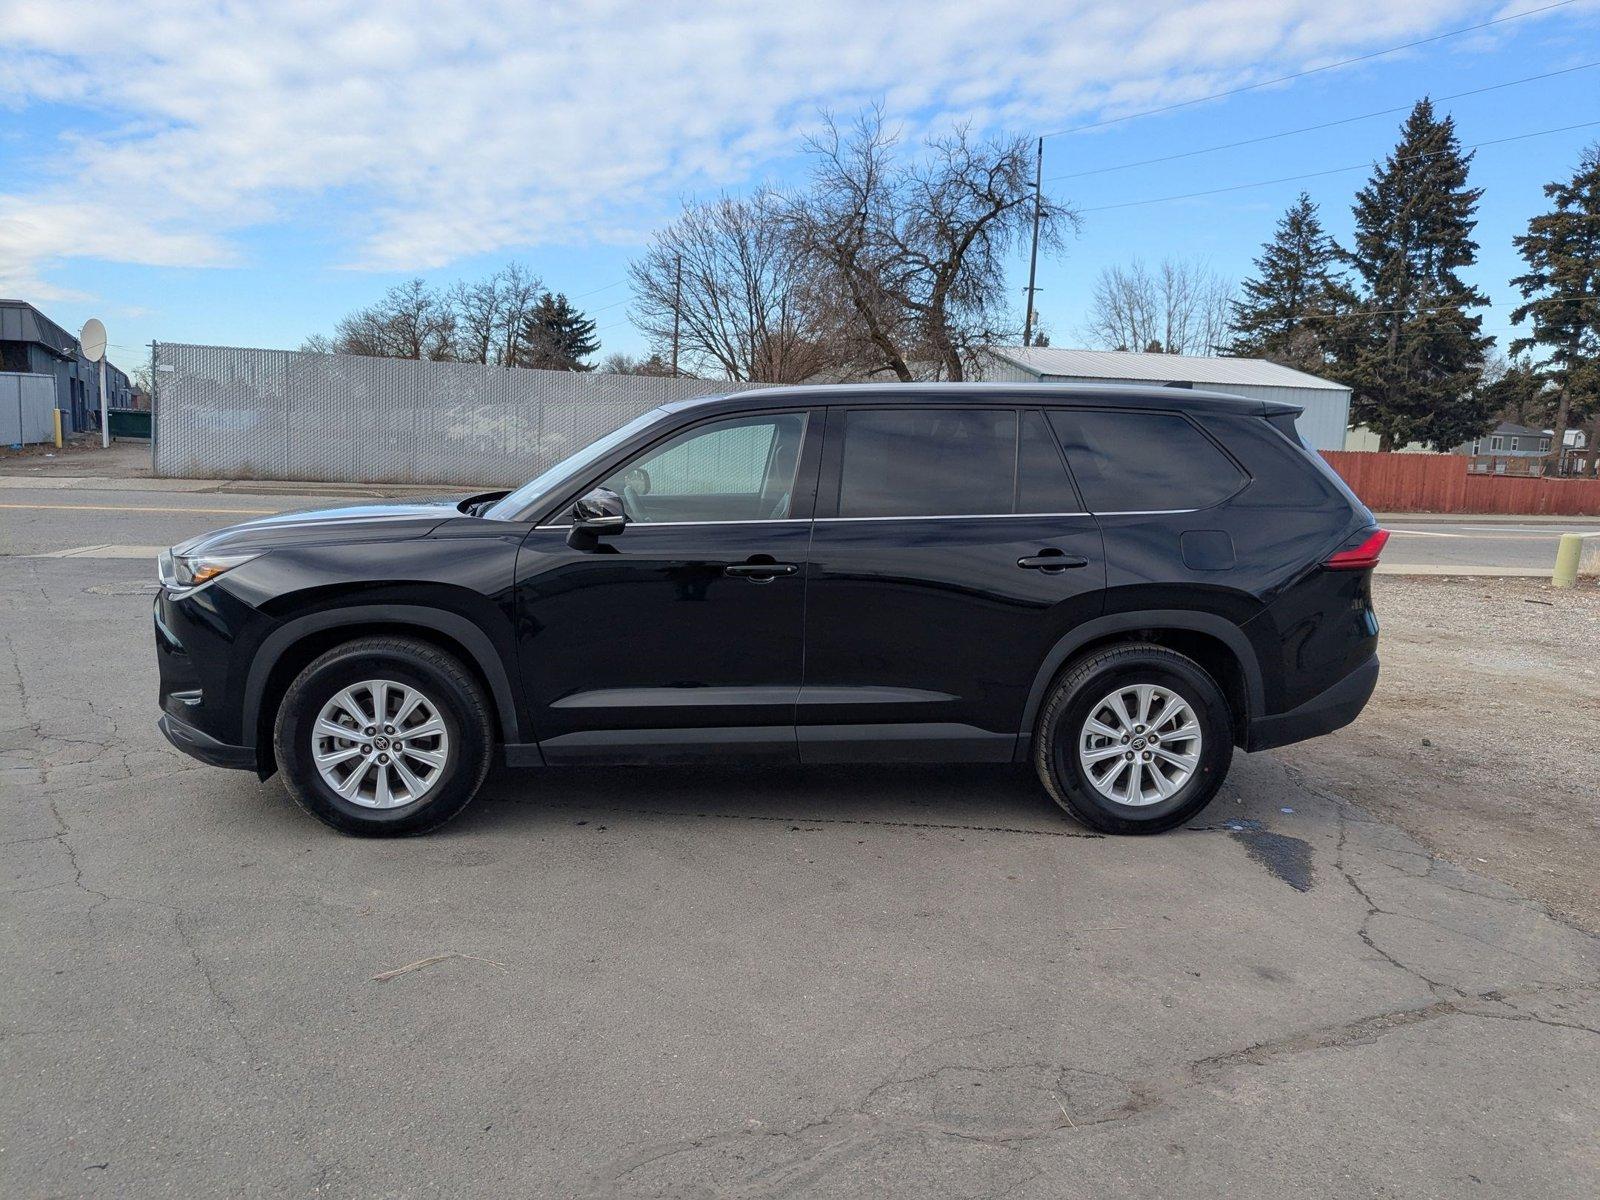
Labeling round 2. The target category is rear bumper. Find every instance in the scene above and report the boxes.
[158,712,257,771]
[1246,654,1378,753]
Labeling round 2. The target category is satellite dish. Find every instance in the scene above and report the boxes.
[80,318,107,362]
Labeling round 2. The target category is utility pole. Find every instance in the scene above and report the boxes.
[1022,137,1044,348]
[671,252,682,377]
[98,357,108,448]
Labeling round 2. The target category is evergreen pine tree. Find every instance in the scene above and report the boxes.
[518,292,599,371]
[1226,192,1342,372]
[1509,143,1600,469]
[1341,100,1495,451]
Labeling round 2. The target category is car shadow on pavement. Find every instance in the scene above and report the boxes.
[467,761,1099,838]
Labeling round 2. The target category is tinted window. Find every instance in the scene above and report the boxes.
[838,409,1016,518]
[600,413,808,523]
[1017,409,1081,513]
[1046,409,1245,512]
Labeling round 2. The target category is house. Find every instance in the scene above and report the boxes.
[1462,421,1552,457]
[976,347,1353,452]
[0,299,134,434]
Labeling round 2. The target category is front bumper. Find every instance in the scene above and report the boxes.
[158,711,257,770]
[1246,654,1378,752]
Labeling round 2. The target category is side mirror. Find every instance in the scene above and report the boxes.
[567,487,627,550]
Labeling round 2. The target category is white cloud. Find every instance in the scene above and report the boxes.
[0,0,1520,294]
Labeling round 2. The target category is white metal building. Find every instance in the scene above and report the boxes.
[978,347,1353,452]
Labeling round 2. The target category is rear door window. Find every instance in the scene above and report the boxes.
[1045,409,1245,513]
[1017,409,1081,514]
[837,408,1017,518]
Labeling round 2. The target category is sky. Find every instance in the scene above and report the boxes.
[2,0,1597,376]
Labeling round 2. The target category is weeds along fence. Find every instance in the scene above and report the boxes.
[151,342,765,487]
[1321,450,1600,516]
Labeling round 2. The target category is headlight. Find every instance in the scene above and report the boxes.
[159,549,259,591]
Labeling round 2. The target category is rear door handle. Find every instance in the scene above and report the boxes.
[724,562,799,579]
[1017,552,1089,572]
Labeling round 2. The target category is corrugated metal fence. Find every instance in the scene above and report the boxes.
[1322,450,1600,516]
[151,342,764,486]
[1,372,57,446]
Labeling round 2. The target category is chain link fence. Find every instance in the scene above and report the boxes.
[151,342,766,486]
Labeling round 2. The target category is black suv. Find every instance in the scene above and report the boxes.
[155,384,1382,836]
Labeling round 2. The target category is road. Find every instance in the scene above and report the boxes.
[3,478,1598,1198]
[1,477,1595,571]
[1382,518,1600,571]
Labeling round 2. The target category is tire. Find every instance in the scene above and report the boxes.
[1033,643,1233,835]
[273,636,493,837]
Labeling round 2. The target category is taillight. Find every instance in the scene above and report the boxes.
[1323,528,1389,571]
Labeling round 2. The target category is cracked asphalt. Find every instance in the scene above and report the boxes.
[3,503,1599,1198]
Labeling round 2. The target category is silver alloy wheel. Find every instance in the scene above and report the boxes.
[312,679,451,809]
[1077,683,1202,808]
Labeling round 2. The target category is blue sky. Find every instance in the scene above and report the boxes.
[2,1,1596,376]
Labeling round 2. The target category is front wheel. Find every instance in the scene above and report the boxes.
[1033,643,1233,835]
[274,637,493,836]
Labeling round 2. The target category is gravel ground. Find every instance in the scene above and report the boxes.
[1282,575,1600,932]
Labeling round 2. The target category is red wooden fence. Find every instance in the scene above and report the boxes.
[1320,451,1600,516]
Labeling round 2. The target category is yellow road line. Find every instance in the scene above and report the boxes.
[0,502,281,515]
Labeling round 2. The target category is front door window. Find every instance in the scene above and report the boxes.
[599,413,809,524]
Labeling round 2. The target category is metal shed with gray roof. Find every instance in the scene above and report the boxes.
[978,347,1352,451]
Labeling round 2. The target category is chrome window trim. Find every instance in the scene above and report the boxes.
[533,518,814,531]
[533,509,1197,530]
[814,509,1194,522]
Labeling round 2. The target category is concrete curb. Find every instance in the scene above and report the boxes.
[1374,511,1599,526]
[1375,565,1577,579]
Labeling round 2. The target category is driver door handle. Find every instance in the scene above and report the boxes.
[725,561,799,579]
[1017,552,1089,572]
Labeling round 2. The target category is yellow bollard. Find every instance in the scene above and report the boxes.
[53,408,63,449]
[1551,533,1581,589]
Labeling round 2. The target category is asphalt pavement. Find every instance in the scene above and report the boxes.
[3,475,1598,1198]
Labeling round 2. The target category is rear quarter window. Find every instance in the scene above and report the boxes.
[1045,409,1246,513]
[1196,412,1354,510]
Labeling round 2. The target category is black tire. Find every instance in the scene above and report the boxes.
[1033,643,1233,835]
[273,637,493,837]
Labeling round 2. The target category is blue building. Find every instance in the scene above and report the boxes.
[0,299,134,433]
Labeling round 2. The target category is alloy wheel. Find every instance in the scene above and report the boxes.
[1077,683,1202,807]
[312,679,451,809]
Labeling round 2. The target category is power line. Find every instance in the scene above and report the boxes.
[1333,295,1597,321]
[1072,120,1600,214]
[1048,62,1599,182]
[568,279,627,301]
[1037,0,1579,140]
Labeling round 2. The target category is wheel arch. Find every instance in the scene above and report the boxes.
[1018,611,1265,757]
[244,605,522,777]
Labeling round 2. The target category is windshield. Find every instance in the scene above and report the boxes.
[482,408,668,521]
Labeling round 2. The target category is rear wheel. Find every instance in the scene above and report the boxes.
[1033,643,1233,834]
[274,637,493,836]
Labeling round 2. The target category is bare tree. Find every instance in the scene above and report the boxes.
[786,107,1077,381]
[629,192,830,383]
[330,278,456,360]
[598,351,676,376]
[450,274,507,364]
[1084,258,1233,356]
[495,262,543,367]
